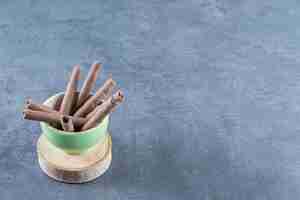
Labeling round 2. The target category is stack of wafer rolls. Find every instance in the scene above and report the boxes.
[81,90,124,131]
[23,62,124,132]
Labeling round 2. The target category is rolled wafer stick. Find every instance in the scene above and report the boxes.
[23,109,86,128]
[74,78,116,117]
[76,61,102,108]
[25,99,61,128]
[74,98,101,118]
[70,92,79,115]
[59,65,80,115]
[53,95,64,111]
[25,99,57,113]
[81,90,124,131]
[54,93,92,113]
[85,99,104,120]
[60,115,75,132]
[25,99,79,117]
[23,109,61,125]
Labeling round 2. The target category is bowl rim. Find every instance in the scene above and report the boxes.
[40,92,109,136]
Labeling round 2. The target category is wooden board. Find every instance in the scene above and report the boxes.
[37,133,112,183]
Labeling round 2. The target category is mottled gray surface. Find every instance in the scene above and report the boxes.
[1,0,300,199]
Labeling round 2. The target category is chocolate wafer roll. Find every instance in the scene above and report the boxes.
[81,90,124,131]
[85,99,104,120]
[55,93,92,114]
[25,99,57,114]
[53,95,64,111]
[23,109,86,128]
[74,78,116,117]
[70,92,79,115]
[76,61,102,108]
[59,65,80,115]
[60,115,75,132]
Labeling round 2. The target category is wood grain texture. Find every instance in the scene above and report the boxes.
[37,134,112,183]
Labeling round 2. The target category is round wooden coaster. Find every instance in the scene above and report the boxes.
[37,133,112,183]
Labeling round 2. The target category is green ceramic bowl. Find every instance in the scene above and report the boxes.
[40,93,109,154]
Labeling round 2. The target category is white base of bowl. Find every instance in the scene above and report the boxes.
[37,133,112,183]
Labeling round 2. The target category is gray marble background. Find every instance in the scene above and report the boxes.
[0,0,300,199]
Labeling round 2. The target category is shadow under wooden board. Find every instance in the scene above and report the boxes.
[37,133,112,183]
